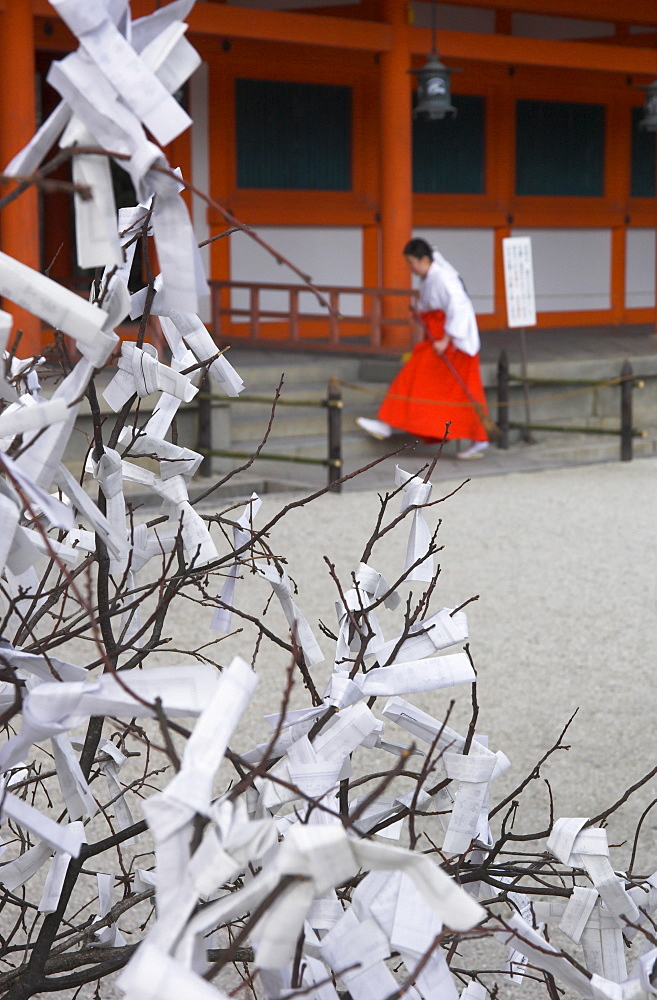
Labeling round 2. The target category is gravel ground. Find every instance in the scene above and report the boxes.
[17,456,657,999]
[192,456,657,835]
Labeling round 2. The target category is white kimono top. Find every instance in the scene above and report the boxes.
[418,251,480,357]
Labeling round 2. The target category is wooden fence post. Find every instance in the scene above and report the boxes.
[197,371,212,477]
[289,287,299,342]
[497,350,509,450]
[620,359,633,462]
[328,292,340,347]
[327,377,343,492]
[249,287,260,341]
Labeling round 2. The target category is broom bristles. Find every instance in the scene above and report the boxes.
[482,414,502,442]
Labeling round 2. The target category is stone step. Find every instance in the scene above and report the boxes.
[231,409,330,442]
[228,352,364,392]
[362,351,657,385]
[219,429,483,466]
[223,379,387,418]
[227,394,648,444]
[215,419,657,461]
[513,430,657,464]
[223,388,386,450]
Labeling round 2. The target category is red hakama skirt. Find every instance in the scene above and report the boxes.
[377,310,489,443]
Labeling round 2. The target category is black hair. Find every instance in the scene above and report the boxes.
[403,237,433,260]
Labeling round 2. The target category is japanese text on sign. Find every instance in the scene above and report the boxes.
[503,237,537,328]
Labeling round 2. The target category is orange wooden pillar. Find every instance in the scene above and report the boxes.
[379,0,413,347]
[205,46,233,341]
[0,0,42,355]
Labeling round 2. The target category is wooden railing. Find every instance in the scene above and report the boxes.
[209,280,419,351]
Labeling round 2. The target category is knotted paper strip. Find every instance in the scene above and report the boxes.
[256,562,324,666]
[396,465,434,582]
[103,343,197,411]
[211,494,261,633]
[334,562,400,668]
[548,818,640,927]
[0,254,118,367]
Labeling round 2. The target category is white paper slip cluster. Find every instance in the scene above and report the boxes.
[2,439,655,1000]
[1,4,657,1000]
[0,0,247,585]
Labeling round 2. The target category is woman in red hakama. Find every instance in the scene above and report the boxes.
[358,239,490,460]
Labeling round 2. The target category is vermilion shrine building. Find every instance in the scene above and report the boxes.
[1,0,656,352]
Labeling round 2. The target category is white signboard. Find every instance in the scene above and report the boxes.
[503,236,537,328]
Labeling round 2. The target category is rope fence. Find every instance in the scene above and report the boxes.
[495,353,642,459]
[194,354,650,487]
[196,374,344,490]
[335,372,639,410]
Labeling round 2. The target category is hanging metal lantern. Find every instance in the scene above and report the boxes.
[411,53,456,121]
[639,78,657,132]
[409,0,456,122]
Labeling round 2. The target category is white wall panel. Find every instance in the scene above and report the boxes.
[625,229,655,309]
[413,228,495,313]
[230,226,363,317]
[512,228,611,312]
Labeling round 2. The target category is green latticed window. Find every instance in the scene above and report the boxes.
[413,94,486,194]
[515,99,605,196]
[236,78,351,190]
